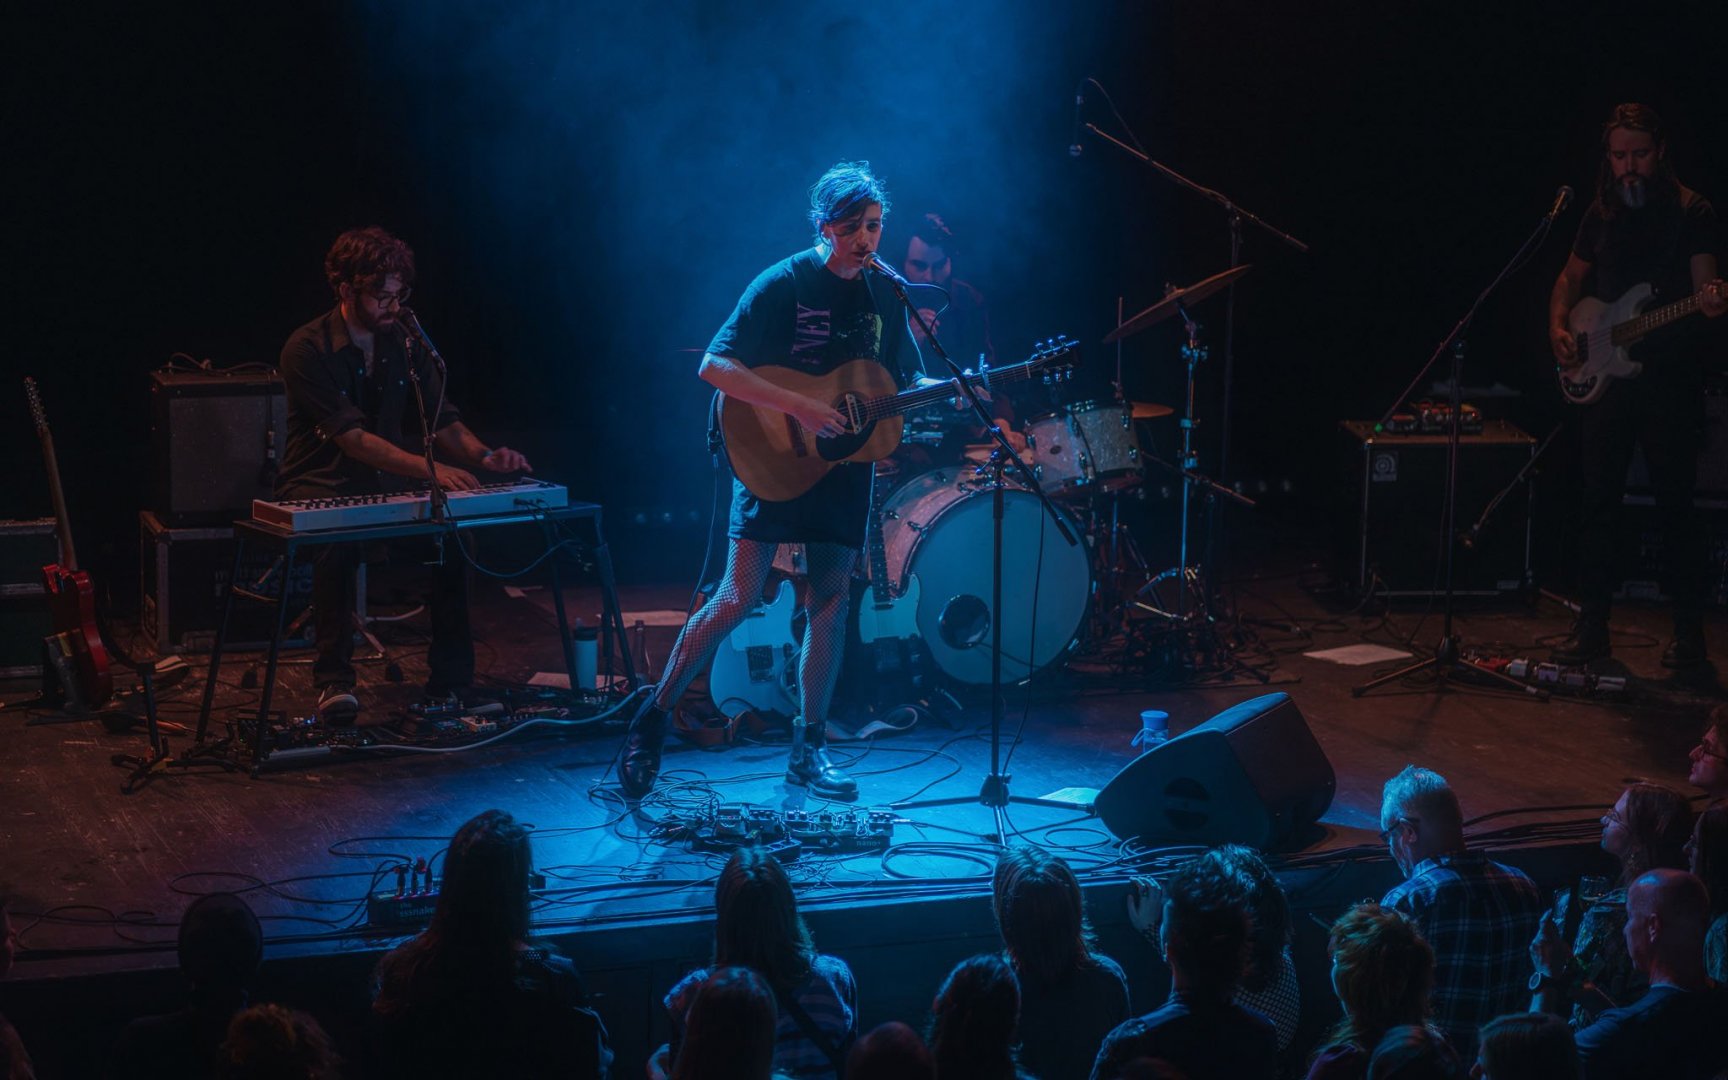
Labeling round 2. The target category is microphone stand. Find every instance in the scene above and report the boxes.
[875,260,1081,843]
[1081,117,1309,620]
[1352,205,1563,701]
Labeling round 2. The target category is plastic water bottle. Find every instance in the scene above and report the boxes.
[1132,709,1170,754]
[572,622,598,690]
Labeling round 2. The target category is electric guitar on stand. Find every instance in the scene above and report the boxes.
[1558,279,1727,405]
[720,338,1074,501]
[25,377,113,710]
[706,578,800,717]
[855,466,926,693]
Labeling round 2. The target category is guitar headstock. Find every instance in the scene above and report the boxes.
[1028,335,1077,381]
[24,377,49,435]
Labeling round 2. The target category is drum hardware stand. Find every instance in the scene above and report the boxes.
[1079,101,1309,616]
[868,258,1081,841]
[1352,196,1564,701]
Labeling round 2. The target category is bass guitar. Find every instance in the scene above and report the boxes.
[1558,279,1725,405]
[25,377,113,709]
[721,337,1074,501]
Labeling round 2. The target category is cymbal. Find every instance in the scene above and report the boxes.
[1130,401,1174,420]
[1102,264,1253,345]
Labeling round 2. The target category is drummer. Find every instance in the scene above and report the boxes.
[896,212,1030,469]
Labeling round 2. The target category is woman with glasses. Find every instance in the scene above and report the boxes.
[1529,782,1693,1028]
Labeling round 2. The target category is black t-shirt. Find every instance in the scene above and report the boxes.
[1571,186,1719,363]
[1089,991,1278,1080]
[277,308,461,498]
[709,248,921,547]
[1573,982,1728,1080]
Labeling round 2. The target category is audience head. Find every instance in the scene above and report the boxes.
[178,892,264,998]
[1381,766,1466,875]
[902,212,957,287]
[1202,844,1291,992]
[846,1020,935,1080]
[671,966,779,1080]
[1160,851,1252,997]
[1472,1012,1579,1080]
[1600,782,1692,885]
[992,845,1096,990]
[218,1003,340,1080]
[430,809,534,949]
[1369,1024,1462,1080]
[1623,868,1710,976]
[1689,706,1728,801]
[1686,805,1728,920]
[1327,903,1434,1050]
[929,953,1021,1080]
[714,846,815,991]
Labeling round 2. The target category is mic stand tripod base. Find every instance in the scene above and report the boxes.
[1350,634,1549,700]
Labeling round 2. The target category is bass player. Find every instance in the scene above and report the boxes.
[1550,103,1725,669]
[616,161,923,801]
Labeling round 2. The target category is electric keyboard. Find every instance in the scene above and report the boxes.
[252,480,569,533]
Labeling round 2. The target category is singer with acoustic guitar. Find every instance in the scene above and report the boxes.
[278,226,531,723]
[1549,104,1726,669]
[616,161,925,801]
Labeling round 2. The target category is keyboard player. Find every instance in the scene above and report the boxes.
[277,226,532,724]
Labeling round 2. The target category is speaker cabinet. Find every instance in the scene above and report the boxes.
[1338,420,1535,598]
[1094,692,1336,849]
[150,370,286,526]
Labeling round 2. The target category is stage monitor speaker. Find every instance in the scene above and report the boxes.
[150,370,286,526]
[1093,692,1336,850]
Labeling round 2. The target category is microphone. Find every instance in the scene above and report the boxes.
[865,251,911,288]
[1545,185,1574,222]
[397,306,447,370]
[1069,82,1085,157]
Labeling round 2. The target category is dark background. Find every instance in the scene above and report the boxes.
[4,1,1724,601]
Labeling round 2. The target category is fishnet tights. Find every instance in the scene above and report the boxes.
[651,539,857,724]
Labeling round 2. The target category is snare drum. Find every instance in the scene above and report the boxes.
[877,468,1091,684]
[1025,400,1142,494]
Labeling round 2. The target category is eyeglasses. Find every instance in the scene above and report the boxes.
[1602,808,1626,827]
[364,286,412,308]
[1692,741,1728,762]
[1379,818,1415,844]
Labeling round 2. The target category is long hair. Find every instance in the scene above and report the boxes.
[928,953,1021,1080]
[373,809,534,1015]
[324,225,416,297]
[1691,806,1728,921]
[1476,1013,1579,1080]
[807,161,891,245]
[1322,903,1434,1055]
[713,847,815,992]
[992,846,1100,991]
[1207,845,1291,993]
[671,966,778,1080]
[1618,783,1694,885]
[1595,103,1679,220]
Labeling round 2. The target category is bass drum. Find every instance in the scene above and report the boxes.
[878,468,1091,684]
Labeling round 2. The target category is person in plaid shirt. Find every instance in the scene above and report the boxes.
[1378,766,1543,1059]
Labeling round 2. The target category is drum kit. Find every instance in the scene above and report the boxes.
[865,265,1254,686]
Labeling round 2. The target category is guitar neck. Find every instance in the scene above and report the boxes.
[1615,290,1703,346]
[37,428,78,572]
[860,359,1046,424]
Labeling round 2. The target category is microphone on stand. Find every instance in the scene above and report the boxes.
[1069,82,1085,157]
[1545,185,1574,223]
[397,306,447,370]
[865,251,911,288]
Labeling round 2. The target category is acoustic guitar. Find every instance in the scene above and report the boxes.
[25,377,113,709]
[720,338,1074,501]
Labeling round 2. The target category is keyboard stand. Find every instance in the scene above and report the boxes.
[192,502,635,774]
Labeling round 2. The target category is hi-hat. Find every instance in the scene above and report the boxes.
[1103,265,1252,345]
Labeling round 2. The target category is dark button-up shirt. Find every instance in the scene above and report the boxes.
[277,307,460,497]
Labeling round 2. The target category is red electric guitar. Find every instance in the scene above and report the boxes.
[25,377,113,709]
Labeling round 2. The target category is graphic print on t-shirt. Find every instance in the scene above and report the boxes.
[791,303,883,368]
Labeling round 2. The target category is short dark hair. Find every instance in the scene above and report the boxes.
[1477,1013,1579,1080]
[992,846,1099,990]
[1206,844,1292,993]
[324,226,416,298]
[929,953,1020,1080]
[713,847,815,991]
[808,161,890,245]
[178,892,264,993]
[907,212,957,256]
[1161,852,1251,994]
[671,966,778,1080]
[220,1003,342,1080]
